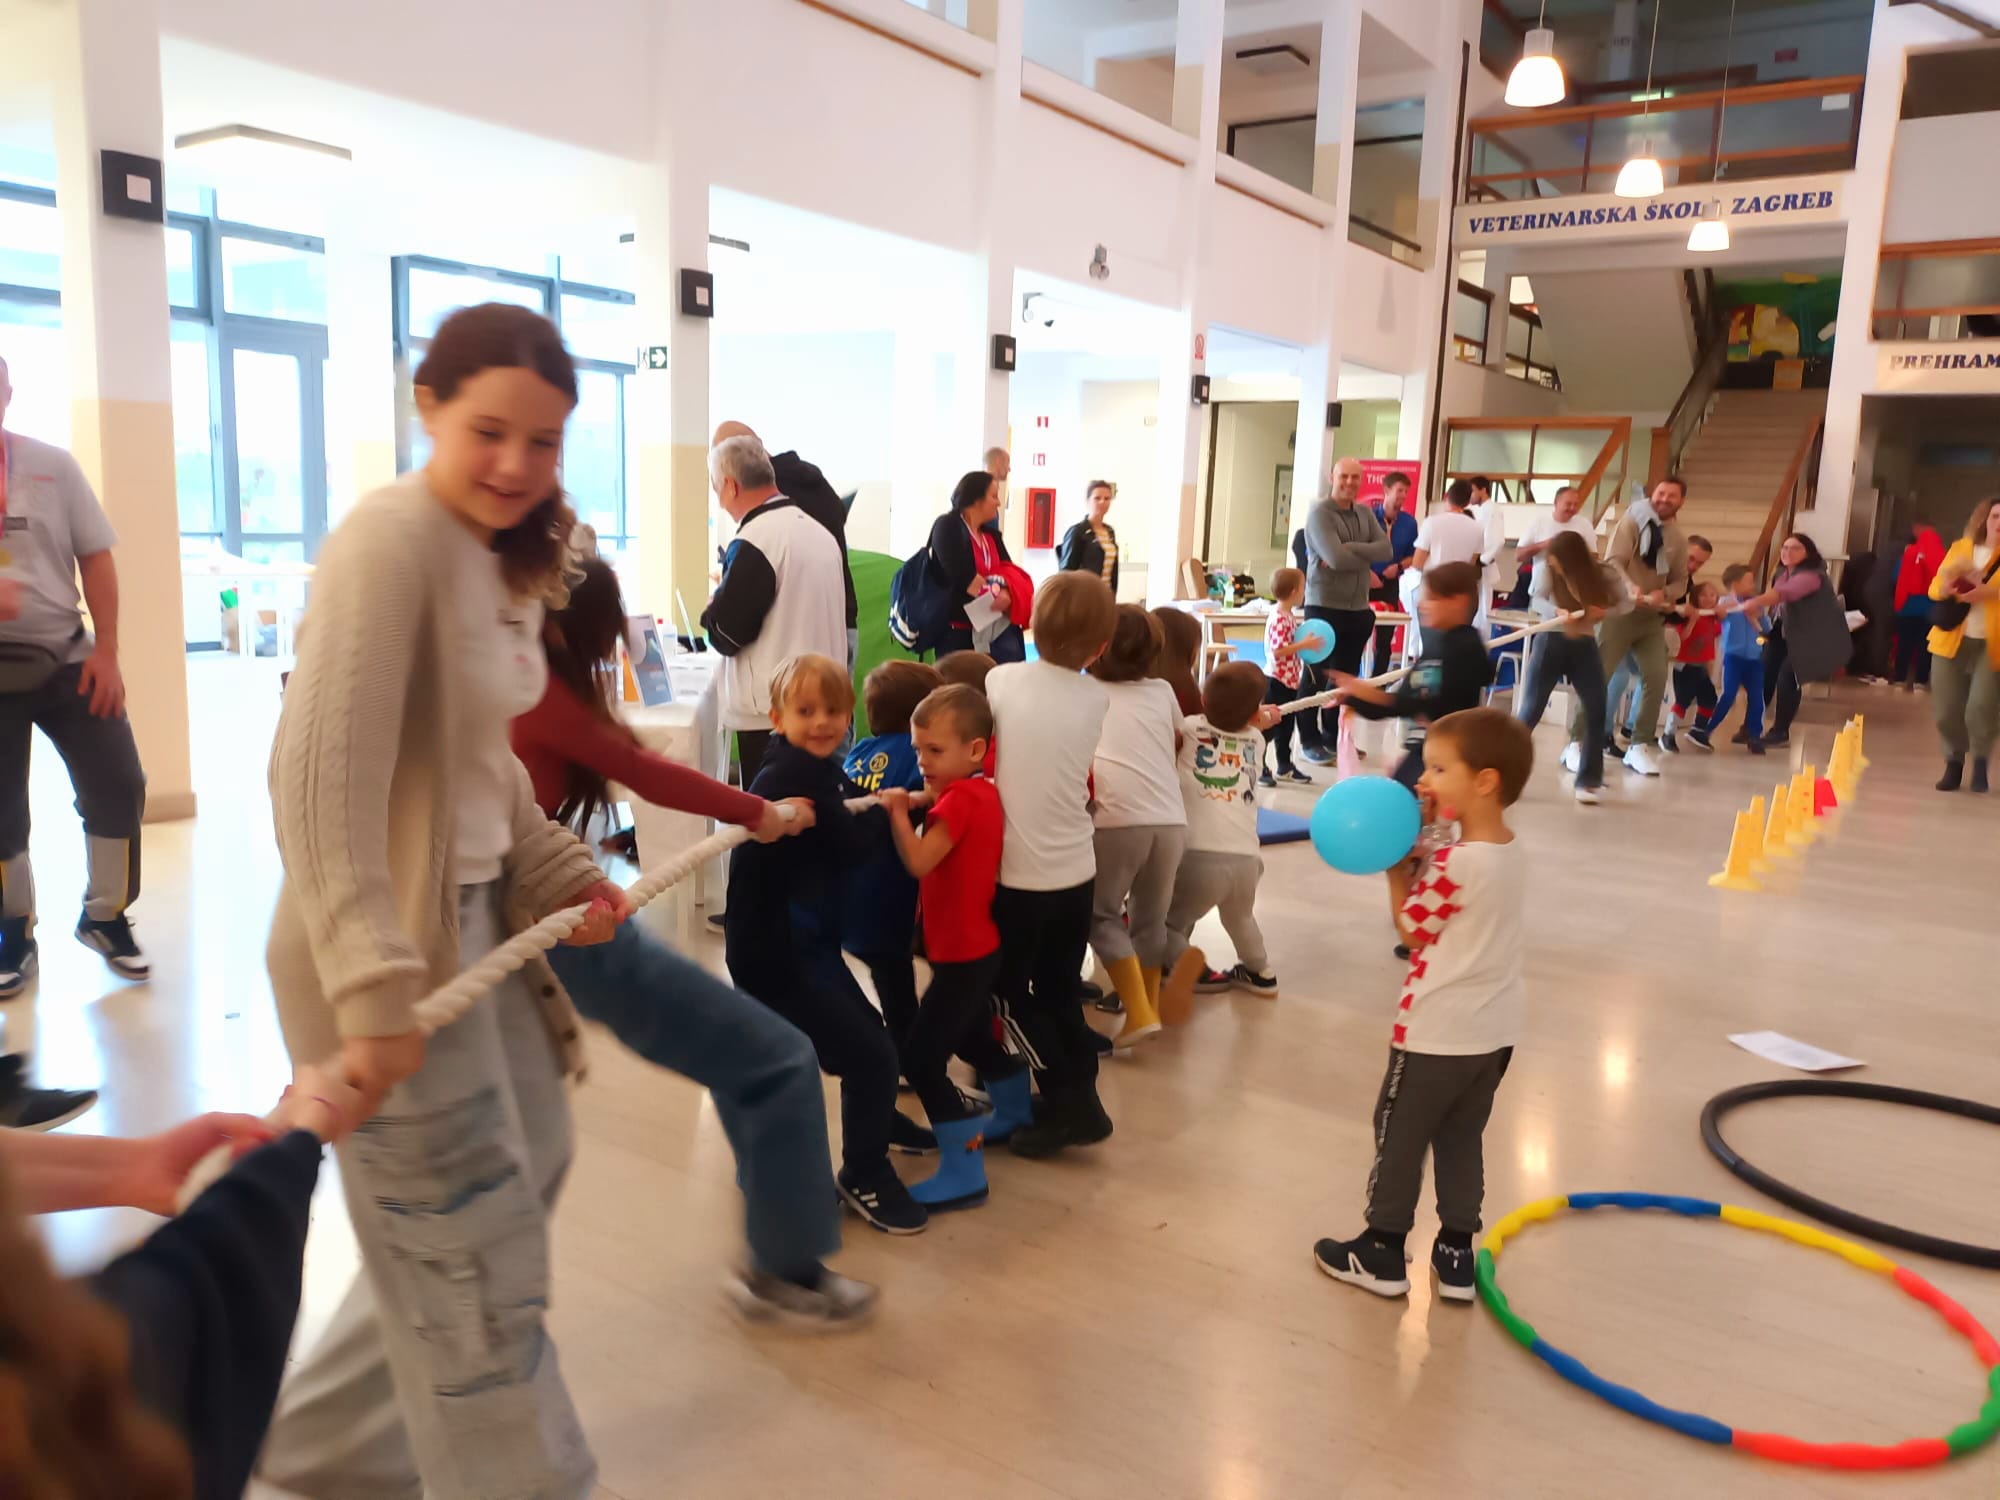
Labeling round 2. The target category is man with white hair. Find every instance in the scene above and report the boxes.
[701,433,847,786]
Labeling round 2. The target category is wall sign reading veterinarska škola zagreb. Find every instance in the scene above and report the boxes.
[1455,173,1846,247]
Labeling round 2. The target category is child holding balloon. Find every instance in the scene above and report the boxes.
[1313,706,1533,1304]
[1331,563,1493,789]
[1261,568,1313,786]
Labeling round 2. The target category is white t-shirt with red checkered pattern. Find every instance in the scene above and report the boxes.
[1393,838,1524,1055]
[1265,607,1302,689]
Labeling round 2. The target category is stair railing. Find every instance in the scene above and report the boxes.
[1750,415,1827,581]
[1663,275,1731,476]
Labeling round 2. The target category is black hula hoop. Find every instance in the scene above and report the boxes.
[1700,1080,2000,1270]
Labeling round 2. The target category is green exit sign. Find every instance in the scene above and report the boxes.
[638,345,669,371]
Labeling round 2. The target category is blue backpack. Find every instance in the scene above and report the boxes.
[888,546,956,654]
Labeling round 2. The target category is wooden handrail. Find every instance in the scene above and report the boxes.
[1880,237,2000,259]
[1469,141,1850,186]
[1445,416,1629,432]
[1750,416,1825,577]
[1873,303,2000,318]
[1457,278,1496,306]
[1469,73,1861,132]
[1577,418,1634,514]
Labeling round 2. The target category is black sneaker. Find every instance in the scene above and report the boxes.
[728,1265,879,1329]
[1731,726,1752,744]
[1193,967,1234,994]
[1279,768,1313,785]
[1089,1029,1113,1056]
[1228,964,1279,999]
[837,1166,928,1234]
[1762,729,1790,747]
[0,916,37,1000]
[1313,1232,1410,1297]
[0,1080,98,1132]
[1685,727,1713,752]
[1258,770,1276,788]
[76,913,149,981]
[1007,1088,1112,1159]
[889,1111,936,1155]
[1747,739,1767,756]
[1297,745,1333,766]
[1430,1240,1476,1303]
[1660,727,1680,754]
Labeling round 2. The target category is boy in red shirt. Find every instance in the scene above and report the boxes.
[880,684,1024,1210]
[1665,580,1722,752]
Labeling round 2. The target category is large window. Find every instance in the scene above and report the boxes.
[392,256,639,551]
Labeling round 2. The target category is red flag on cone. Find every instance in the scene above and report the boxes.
[1813,775,1839,815]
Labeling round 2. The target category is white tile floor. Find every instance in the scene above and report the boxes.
[23,660,2000,1497]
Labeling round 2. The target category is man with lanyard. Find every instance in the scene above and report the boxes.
[1368,470,1417,673]
[1575,476,1689,778]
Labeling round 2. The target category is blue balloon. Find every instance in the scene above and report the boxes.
[1309,776,1422,876]
[1295,618,1334,665]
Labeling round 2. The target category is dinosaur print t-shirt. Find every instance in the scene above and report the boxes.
[1176,714,1264,857]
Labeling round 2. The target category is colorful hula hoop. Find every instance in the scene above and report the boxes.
[1478,1192,2000,1470]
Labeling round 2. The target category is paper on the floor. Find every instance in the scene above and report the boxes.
[1728,1030,1864,1072]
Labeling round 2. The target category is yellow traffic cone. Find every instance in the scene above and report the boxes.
[1830,732,1857,802]
[1707,810,1764,891]
[1763,782,1798,859]
[1786,771,1819,848]
[1852,714,1871,769]
[1746,794,1773,872]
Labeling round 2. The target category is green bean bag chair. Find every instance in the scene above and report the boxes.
[848,549,927,738]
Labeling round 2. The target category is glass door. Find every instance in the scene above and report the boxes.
[220,324,327,565]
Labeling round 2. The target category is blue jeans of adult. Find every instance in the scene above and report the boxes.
[1518,632,1607,790]
[547,922,841,1284]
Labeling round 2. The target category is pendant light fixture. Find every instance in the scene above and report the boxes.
[1688,0,1737,251]
[1505,0,1566,108]
[1615,0,1667,198]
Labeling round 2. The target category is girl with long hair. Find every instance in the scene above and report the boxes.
[1924,498,2000,791]
[510,557,874,1320]
[260,303,626,1497]
[1516,529,1620,804]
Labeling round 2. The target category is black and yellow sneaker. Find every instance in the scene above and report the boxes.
[76,912,149,981]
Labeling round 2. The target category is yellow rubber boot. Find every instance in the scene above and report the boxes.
[1109,956,1161,1048]
[1160,948,1206,1027]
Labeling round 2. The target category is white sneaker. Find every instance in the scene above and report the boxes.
[1560,742,1581,774]
[1623,743,1663,777]
[1574,785,1600,805]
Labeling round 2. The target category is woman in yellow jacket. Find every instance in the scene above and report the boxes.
[1928,497,2000,792]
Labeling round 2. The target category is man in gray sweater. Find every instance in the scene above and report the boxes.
[1297,456,1391,761]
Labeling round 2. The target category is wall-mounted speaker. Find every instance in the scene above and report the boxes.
[679,269,714,318]
[991,334,1017,372]
[1191,374,1211,406]
[1327,401,1343,429]
[100,150,163,224]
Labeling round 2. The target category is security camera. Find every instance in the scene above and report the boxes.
[1021,292,1055,329]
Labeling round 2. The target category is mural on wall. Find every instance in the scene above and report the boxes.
[1719,274,1841,362]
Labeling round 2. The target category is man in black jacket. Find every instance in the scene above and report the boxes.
[713,421,857,661]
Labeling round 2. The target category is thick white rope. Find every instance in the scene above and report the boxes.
[177,794,889,1210]
[1279,610,1587,717]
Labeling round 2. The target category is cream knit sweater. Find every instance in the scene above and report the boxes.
[266,474,603,1077]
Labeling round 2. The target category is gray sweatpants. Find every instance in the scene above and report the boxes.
[261,884,594,1500]
[1364,1045,1513,1237]
[1090,823,1186,968]
[1162,850,1268,974]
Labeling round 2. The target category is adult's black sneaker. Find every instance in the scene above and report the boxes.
[888,1111,936,1155]
[76,913,149,981]
[1312,1233,1410,1297]
[1007,1090,1111,1159]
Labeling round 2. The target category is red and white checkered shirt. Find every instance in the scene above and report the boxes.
[1393,839,1526,1055]
[1266,607,1302,689]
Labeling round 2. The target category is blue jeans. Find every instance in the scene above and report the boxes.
[1712,654,1765,740]
[1606,651,1641,736]
[548,923,841,1283]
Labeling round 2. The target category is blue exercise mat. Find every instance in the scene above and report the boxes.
[1257,807,1312,845]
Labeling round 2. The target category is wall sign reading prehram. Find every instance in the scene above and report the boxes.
[1878,342,2000,393]
[1455,173,1848,248]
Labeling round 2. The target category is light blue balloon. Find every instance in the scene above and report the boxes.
[1295,618,1334,665]
[1309,776,1422,876]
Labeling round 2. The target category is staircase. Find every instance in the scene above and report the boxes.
[1673,389,1829,574]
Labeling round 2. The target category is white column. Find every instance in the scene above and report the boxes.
[974,0,1025,466]
[1816,1,1970,542]
[48,0,193,821]
[322,218,396,526]
[1294,1,1365,510]
[1151,0,1225,601]
[633,6,717,633]
[1309,0,1363,217]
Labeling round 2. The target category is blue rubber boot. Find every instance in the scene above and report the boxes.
[981,1071,1034,1146]
[909,1112,991,1210]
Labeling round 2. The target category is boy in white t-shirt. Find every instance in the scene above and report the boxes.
[1160,662,1284,1020]
[986,572,1119,1159]
[1313,707,1533,1305]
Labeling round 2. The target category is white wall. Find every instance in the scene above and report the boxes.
[1336,239,1432,374]
[1204,187,1325,346]
[1202,400,1296,587]
[1884,114,2000,243]
[1526,269,1694,411]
